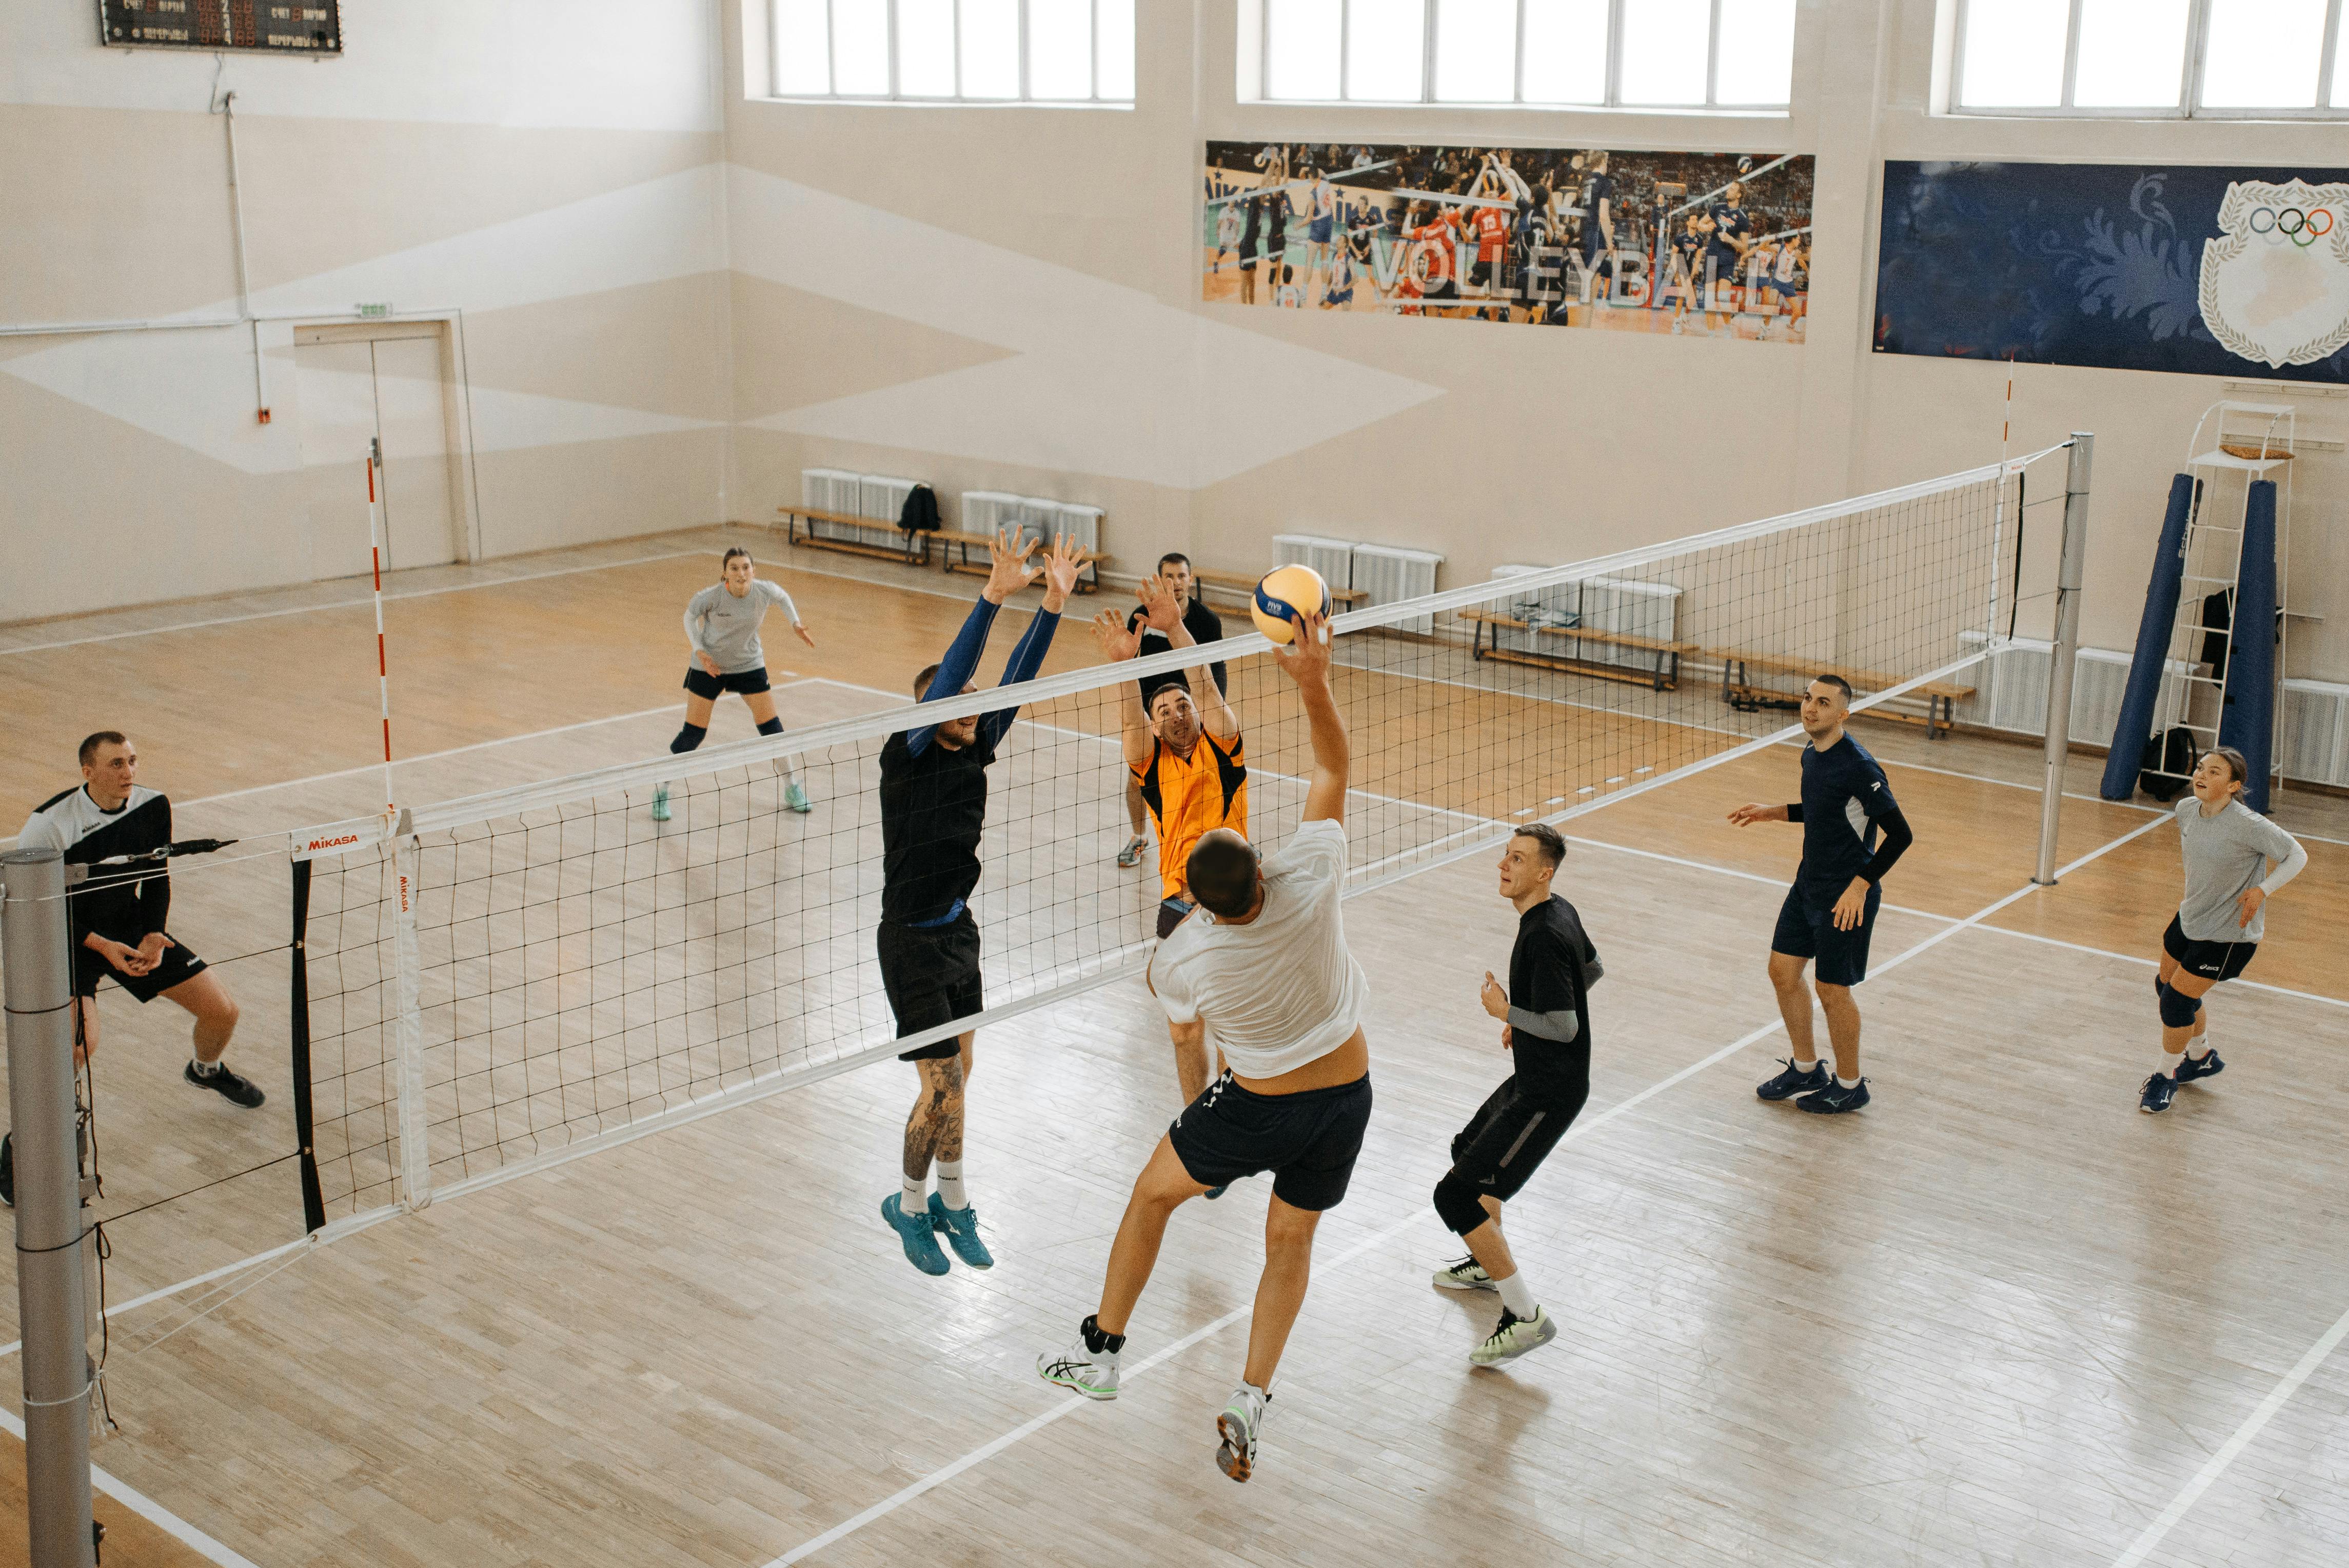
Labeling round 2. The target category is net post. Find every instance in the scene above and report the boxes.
[2035,432,2095,885]
[2,848,98,1568]
[389,819,432,1210]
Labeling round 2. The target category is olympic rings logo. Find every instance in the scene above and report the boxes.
[2247,205,2337,247]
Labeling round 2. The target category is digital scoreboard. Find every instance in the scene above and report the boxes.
[99,1,341,55]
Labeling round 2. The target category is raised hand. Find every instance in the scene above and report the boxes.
[982,528,1042,605]
[1090,608,1141,662]
[1271,607,1332,688]
[1040,532,1084,613]
[1136,572,1181,633]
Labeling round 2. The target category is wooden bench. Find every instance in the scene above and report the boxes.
[777,504,931,566]
[1193,567,1367,608]
[1463,609,1697,692]
[1712,649,1976,739]
[933,529,1111,593]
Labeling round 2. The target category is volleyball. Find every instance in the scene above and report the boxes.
[1251,565,1328,645]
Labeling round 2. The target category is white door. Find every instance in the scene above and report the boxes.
[293,328,459,581]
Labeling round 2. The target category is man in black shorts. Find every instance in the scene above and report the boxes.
[1428,823,1600,1365]
[1115,552,1228,871]
[5,732,262,1203]
[876,531,1083,1276]
[1039,608,1364,1484]
[1728,674,1914,1114]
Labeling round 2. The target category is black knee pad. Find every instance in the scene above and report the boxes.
[670,723,707,755]
[756,718,783,736]
[2158,983,2200,1028]
[1433,1168,1488,1237]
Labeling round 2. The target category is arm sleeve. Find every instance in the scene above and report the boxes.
[762,579,800,625]
[16,812,59,853]
[1857,806,1914,884]
[1785,803,1805,823]
[682,588,711,653]
[2258,825,2310,897]
[904,597,1001,759]
[978,608,1062,749]
[1582,935,1604,987]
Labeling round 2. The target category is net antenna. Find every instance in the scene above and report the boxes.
[366,435,397,821]
[282,450,2072,1229]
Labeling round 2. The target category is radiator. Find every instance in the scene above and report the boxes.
[1579,576,1680,644]
[1956,632,2204,745]
[1353,544,1444,634]
[2281,678,2349,786]
[1491,564,1577,625]
[1272,534,1359,593]
[961,491,1024,538]
[1019,500,1103,554]
[802,467,862,517]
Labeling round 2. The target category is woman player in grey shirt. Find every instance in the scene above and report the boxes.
[655,547,818,821]
[2140,745,2309,1113]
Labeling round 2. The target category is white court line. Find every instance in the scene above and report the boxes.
[1967,923,2349,1012]
[1563,832,1952,925]
[0,1234,315,1362]
[0,545,713,656]
[0,1404,264,1567]
[2110,1299,2349,1568]
[762,811,2170,1566]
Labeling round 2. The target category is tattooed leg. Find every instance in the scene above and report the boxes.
[903,1053,966,1183]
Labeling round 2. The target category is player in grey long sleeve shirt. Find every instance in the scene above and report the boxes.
[2140,745,2308,1113]
[655,547,819,822]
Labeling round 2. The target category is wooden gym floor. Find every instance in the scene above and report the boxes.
[1,528,2345,1567]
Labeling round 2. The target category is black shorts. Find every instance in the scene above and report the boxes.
[1771,881,1879,988]
[1156,896,1194,942]
[2163,914,2257,983]
[1168,1071,1371,1212]
[683,664,772,701]
[1446,1039,1590,1213]
[877,912,983,1060]
[72,935,207,1003]
[1423,279,1459,302]
[1468,257,1497,289]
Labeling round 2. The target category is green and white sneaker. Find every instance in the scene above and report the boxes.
[650,785,672,822]
[1037,1335,1120,1401]
[1215,1383,1269,1482]
[1468,1306,1557,1366]
[1432,1255,1495,1292]
[784,781,812,813]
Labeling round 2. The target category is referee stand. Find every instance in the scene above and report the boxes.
[2,846,98,1567]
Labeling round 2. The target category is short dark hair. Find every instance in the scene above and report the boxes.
[79,730,128,767]
[1186,833,1260,918]
[1810,673,1854,702]
[1148,674,1194,717]
[1511,823,1565,870]
[1158,552,1192,572]
[722,546,751,567]
[913,663,941,698]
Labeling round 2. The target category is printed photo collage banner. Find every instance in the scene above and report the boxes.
[1201,141,1817,344]
[1875,161,2349,384]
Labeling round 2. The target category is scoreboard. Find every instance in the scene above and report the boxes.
[99,1,342,54]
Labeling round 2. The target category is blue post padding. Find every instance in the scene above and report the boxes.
[2218,479,2278,814]
[2101,474,2196,800]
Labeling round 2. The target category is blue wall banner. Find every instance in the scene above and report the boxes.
[1875,161,2349,382]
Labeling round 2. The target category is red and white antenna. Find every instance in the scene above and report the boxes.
[366,438,397,819]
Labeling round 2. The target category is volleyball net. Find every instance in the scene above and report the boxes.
[277,454,2052,1228]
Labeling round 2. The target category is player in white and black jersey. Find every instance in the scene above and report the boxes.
[5,733,261,1204]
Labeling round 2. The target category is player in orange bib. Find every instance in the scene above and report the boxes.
[1092,573,1248,1109]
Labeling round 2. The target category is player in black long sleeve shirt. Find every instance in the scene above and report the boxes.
[4,732,262,1204]
[877,531,1083,1277]
[1428,824,1601,1366]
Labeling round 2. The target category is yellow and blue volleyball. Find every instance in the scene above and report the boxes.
[1251,565,1328,646]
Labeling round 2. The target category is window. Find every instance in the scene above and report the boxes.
[772,0,1136,103]
[1955,0,2349,116]
[1257,0,1797,109]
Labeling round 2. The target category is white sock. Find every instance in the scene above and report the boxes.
[901,1174,927,1213]
[191,1056,220,1077]
[935,1160,966,1211]
[1837,1074,1861,1090]
[2160,1049,2185,1079]
[1494,1269,1538,1319]
[1794,1054,1824,1074]
[2186,1033,2212,1059]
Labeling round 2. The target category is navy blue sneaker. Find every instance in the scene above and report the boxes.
[2139,1073,2178,1114]
[2175,1047,2225,1084]
[1757,1058,1830,1101]
[927,1192,994,1268]
[882,1193,950,1275]
[1796,1077,1870,1114]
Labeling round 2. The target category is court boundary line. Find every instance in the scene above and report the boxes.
[0,1405,265,1567]
[2109,1299,2349,1568]
[761,811,2169,1566]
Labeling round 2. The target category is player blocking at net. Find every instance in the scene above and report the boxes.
[1429,823,1602,1366]
[1038,607,1371,1485]
[878,530,1085,1276]
[1728,674,1915,1114]
[654,547,818,822]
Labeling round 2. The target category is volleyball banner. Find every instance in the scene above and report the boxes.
[1201,141,1815,343]
[1876,161,2349,382]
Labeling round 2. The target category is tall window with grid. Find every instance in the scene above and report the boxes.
[1956,0,2349,117]
[772,0,1136,104]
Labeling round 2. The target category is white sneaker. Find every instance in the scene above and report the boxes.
[1431,1255,1495,1292]
[1038,1338,1120,1401]
[1469,1306,1557,1366]
[1215,1383,1268,1482]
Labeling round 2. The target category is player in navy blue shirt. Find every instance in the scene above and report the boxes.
[1727,674,1914,1113]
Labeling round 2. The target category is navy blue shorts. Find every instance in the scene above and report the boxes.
[1169,1071,1371,1212]
[683,664,772,700]
[2162,913,2256,983]
[1771,882,1879,987]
